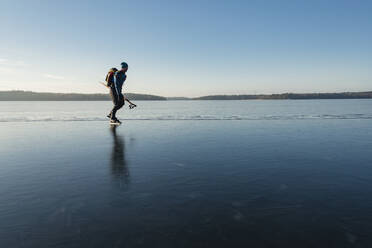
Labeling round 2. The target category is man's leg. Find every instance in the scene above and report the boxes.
[110,90,120,120]
[117,94,125,110]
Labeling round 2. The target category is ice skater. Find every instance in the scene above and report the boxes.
[102,62,136,124]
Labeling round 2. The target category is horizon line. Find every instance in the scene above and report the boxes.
[1,89,372,98]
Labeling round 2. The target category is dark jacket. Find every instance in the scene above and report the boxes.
[106,71,126,95]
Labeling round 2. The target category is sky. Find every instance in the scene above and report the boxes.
[0,0,371,97]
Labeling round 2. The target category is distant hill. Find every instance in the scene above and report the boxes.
[166,97,191,100]
[193,92,372,100]
[1,90,372,101]
[0,91,166,101]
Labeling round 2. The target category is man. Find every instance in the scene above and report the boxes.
[105,62,128,124]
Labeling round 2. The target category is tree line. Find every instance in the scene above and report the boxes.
[1,90,372,101]
[0,91,166,101]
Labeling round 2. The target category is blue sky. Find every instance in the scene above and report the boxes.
[0,0,371,97]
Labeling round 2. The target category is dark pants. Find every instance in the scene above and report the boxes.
[110,89,124,119]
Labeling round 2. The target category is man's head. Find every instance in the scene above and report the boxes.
[121,62,128,72]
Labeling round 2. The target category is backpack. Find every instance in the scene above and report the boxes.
[105,68,118,83]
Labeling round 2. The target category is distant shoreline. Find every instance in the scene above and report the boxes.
[0,91,166,101]
[1,90,372,101]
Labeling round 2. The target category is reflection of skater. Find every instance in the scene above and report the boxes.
[110,125,130,186]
